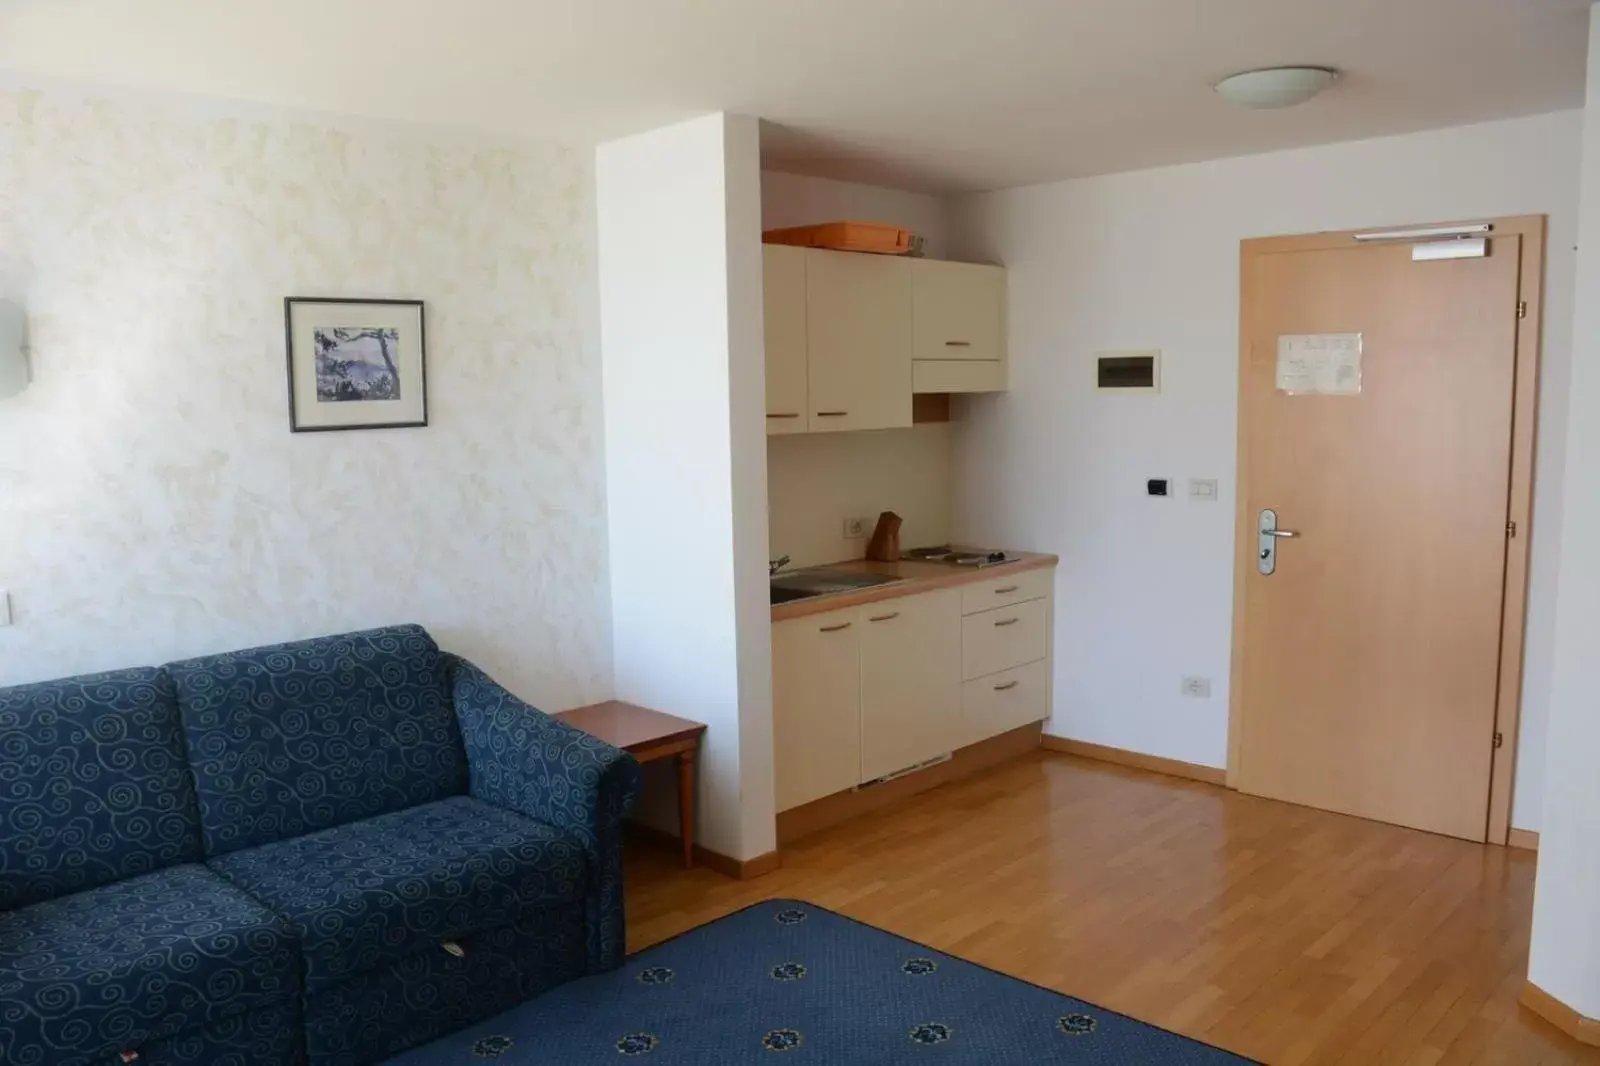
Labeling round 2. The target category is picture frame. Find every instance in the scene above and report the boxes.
[284,297,428,432]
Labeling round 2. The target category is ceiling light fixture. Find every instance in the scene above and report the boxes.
[1214,66,1340,110]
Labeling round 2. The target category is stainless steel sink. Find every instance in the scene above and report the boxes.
[770,569,903,606]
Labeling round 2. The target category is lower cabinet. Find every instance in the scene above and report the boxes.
[772,568,1056,814]
[772,608,862,812]
[859,590,962,783]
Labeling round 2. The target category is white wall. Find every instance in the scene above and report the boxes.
[951,111,1582,830]
[768,425,954,569]
[760,170,952,258]
[0,85,612,709]
[598,114,775,862]
[1528,4,1600,1019]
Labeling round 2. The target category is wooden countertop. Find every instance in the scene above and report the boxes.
[770,552,1058,622]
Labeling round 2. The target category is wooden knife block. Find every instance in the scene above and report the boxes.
[865,511,903,563]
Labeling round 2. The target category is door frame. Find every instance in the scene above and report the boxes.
[1226,215,1546,845]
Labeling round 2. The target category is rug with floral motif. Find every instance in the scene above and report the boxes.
[383,898,1258,1064]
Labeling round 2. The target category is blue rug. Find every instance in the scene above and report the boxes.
[384,899,1258,1064]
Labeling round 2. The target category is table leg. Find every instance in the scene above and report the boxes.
[677,748,697,870]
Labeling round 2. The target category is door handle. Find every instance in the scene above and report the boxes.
[1258,509,1299,575]
[819,622,852,633]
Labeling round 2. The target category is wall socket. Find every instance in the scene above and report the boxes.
[843,517,868,540]
[1181,676,1212,699]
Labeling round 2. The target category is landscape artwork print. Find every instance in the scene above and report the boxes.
[315,327,402,402]
[285,298,427,432]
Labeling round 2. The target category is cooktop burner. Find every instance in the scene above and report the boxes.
[902,546,1016,568]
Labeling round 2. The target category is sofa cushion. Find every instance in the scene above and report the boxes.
[0,864,300,1066]
[166,624,468,857]
[209,796,586,990]
[0,667,203,911]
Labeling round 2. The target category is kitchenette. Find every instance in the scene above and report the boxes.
[762,226,1059,843]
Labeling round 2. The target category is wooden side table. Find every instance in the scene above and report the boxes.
[552,701,707,869]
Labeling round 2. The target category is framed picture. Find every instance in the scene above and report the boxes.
[284,297,427,432]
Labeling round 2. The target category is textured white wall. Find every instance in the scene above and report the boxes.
[598,114,775,862]
[1529,3,1600,1019]
[0,86,611,709]
[951,111,1582,830]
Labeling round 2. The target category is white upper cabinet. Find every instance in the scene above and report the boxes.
[911,259,1006,363]
[763,245,809,436]
[804,249,913,433]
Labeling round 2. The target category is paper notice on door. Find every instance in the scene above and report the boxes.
[1276,333,1363,395]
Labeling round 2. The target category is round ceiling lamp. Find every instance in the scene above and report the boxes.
[1214,66,1340,109]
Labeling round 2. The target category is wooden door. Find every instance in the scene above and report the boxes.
[1233,223,1538,842]
[772,608,861,811]
[805,249,912,433]
[763,245,808,436]
[859,590,962,782]
[911,259,1006,363]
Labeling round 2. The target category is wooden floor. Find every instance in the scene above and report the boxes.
[625,750,1598,1065]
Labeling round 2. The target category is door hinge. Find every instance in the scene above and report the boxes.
[1518,300,1528,319]
[1493,731,1504,750]
[1506,520,1517,538]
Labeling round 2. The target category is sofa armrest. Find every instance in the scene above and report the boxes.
[446,654,641,972]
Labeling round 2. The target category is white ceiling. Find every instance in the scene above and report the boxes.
[0,0,1589,192]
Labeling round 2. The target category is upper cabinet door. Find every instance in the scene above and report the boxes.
[912,259,1006,362]
[763,245,808,436]
[805,249,912,433]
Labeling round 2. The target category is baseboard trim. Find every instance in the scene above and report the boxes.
[1508,828,1540,851]
[626,823,783,881]
[1040,736,1227,787]
[1522,980,1600,1046]
[775,722,1044,846]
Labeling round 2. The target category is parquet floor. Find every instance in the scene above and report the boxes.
[625,750,1597,1065]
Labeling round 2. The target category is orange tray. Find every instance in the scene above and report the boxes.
[762,221,913,255]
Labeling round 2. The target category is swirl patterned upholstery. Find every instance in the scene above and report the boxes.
[210,795,587,988]
[0,864,302,1066]
[0,667,203,911]
[166,625,468,857]
[0,624,640,1066]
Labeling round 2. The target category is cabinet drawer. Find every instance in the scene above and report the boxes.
[963,660,1050,744]
[912,359,1005,394]
[962,597,1049,680]
[960,568,1053,614]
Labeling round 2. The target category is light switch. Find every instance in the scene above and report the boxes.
[1188,478,1219,501]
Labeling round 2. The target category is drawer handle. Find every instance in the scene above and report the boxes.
[767,412,800,419]
[994,617,1020,627]
[993,681,1020,692]
[868,612,900,623]
[819,622,853,633]
[944,340,972,347]
[816,411,849,418]
[993,586,1019,595]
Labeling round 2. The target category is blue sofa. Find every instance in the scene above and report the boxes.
[0,625,640,1066]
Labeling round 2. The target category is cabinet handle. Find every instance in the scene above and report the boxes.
[944,340,972,347]
[994,617,1020,627]
[868,612,900,623]
[993,586,1019,595]
[993,681,1020,692]
[767,412,800,419]
[819,622,853,633]
[816,411,849,418]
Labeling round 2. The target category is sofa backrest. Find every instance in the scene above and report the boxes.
[166,624,468,857]
[0,667,204,910]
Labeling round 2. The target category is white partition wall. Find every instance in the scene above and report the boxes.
[1527,2,1600,1025]
[596,113,776,863]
